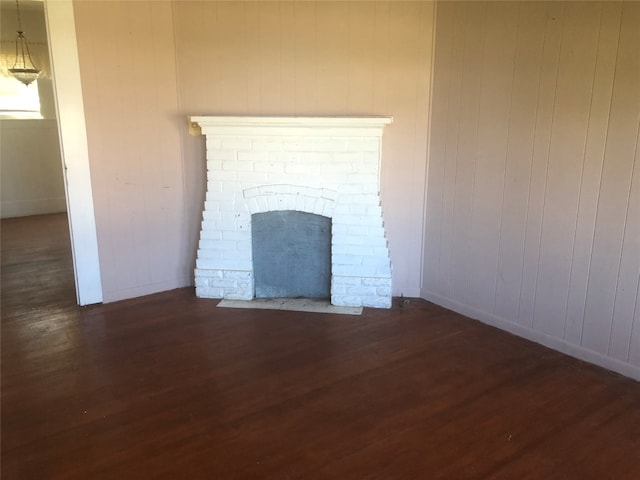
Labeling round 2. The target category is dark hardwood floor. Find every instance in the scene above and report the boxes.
[2,214,639,479]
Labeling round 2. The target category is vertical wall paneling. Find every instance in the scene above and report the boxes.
[74,0,186,302]
[493,2,547,322]
[517,1,565,329]
[581,2,640,355]
[449,1,487,303]
[422,1,455,294]
[564,1,622,346]
[424,1,640,380]
[533,1,602,338]
[174,1,434,298]
[436,1,470,298]
[465,1,519,313]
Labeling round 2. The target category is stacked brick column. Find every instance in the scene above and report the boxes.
[191,116,393,308]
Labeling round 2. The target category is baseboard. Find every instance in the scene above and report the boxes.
[420,289,640,382]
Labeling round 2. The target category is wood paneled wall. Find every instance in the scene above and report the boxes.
[74,0,434,301]
[423,1,640,378]
[174,1,435,298]
[74,1,189,301]
[73,1,434,301]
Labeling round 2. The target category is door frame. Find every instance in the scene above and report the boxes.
[44,0,102,305]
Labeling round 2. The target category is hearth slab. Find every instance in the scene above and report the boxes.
[217,298,362,315]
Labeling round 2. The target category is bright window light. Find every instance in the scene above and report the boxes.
[0,75,42,119]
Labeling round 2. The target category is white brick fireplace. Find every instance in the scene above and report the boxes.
[191,116,393,308]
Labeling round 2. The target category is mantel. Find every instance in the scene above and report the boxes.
[189,116,393,137]
[192,114,394,308]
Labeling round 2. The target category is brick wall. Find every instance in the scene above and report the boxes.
[192,116,392,308]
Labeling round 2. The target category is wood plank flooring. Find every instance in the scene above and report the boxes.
[2,214,640,479]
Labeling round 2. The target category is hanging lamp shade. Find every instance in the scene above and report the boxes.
[8,1,41,86]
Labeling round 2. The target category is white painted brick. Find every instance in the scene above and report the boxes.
[362,277,392,287]
[372,246,390,257]
[208,277,239,288]
[332,295,363,307]
[346,285,378,297]
[221,182,242,193]
[347,225,370,236]
[315,139,348,151]
[195,118,391,308]
[362,138,381,151]
[254,162,284,173]
[258,184,287,195]
[223,161,254,172]
[206,138,222,150]
[348,173,378,185]
[202,210,222,221]
[312,198,326,216]
[194,268,223,278]
[361,235,388,247]
[332,233,364,246]
[284,163,320,175]
[331,285,347,295]
[362,296,391,308]
[223,270,252,280]
[201,219,220,232]
[331,244,349,255]
[223,230,251,241]
[222,138,252,150]
[283,139,316,151]
[210,150,237,161]
[266,195,279,211]
[304,196,316,212]
[293,195,306,211]
[252,139,283,151]
[196,286,224,298]
[352,161,378,174]
[347,245,374,256]
[195,258,220,270]
[199,239,219,249]
[367,205,383,216]
[238,151,268,162]
[246,197,259,214]
[322,188,339,200]
[206,160,223,171]
[209,170,238,182]
[197,248,225,260]
[338,184,364,195]
[223,288,253,300]
[238,171,270,185]
[300,152,331,163]
[363,152,380,164]
[332,152,362,163]
[332,254,363,266]
[322,202,334,217]
[376,287,392,296]
[269,151,300,162]
[199,229,223,240]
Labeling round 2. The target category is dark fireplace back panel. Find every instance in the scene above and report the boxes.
[252,211,331,299]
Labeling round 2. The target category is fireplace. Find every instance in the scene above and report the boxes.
[190,116,393,308]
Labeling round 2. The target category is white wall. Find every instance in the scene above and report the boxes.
[1,1,66,218]
[423,1,640,380]
[1,120,66,217]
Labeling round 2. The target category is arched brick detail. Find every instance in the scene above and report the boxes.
[243,185,337,217]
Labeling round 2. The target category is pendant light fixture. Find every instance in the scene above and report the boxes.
[8,0,41,86]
